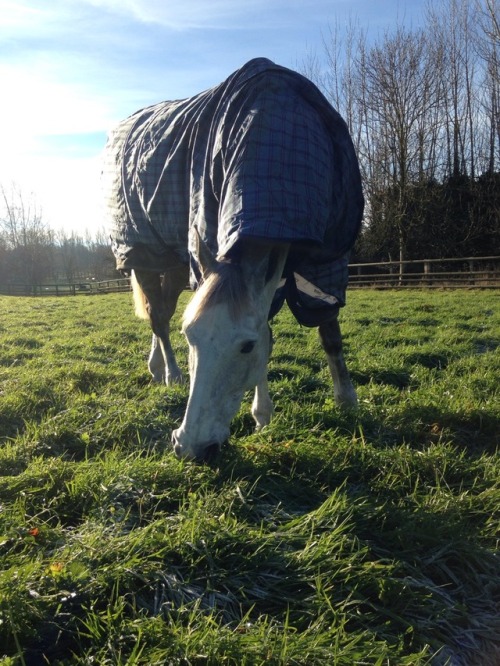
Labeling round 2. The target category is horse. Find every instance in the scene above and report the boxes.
[102,58,364,461]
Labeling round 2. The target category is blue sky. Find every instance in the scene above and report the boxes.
[0,0,426,236]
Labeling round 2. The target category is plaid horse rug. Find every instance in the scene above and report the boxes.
[102,58,364,325]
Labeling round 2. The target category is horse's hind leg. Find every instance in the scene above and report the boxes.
[319,317,357,408]
[133,267,188,385]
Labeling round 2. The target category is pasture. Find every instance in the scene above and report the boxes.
[0,289,498,665]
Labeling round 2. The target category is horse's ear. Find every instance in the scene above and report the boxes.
[194,227,218,279]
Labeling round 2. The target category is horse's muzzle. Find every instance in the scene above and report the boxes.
[172,431,222,463]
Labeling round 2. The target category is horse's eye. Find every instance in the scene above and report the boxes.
[240,340,256,354]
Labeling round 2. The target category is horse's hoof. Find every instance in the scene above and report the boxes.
[166,373,185,386]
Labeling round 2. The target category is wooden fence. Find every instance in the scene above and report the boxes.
[0,278,131,297]
[348,256,500,289]
[0,256,498,296]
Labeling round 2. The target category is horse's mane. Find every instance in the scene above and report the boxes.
[184,261,250,325]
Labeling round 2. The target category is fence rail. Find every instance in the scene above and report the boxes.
[0,257,499,296]
[349,256,500,289]
[0,278,132,297]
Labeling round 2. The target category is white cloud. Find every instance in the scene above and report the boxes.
[82,0,301,30]
[0,0,46,29]
[0,64,114,139]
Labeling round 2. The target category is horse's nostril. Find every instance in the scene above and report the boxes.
[201,442,221,463]
[172,432,222,463]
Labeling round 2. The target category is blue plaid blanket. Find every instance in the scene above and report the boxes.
[103,58,363,325]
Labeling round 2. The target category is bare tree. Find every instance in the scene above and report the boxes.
[304,1,499,262]
[83,226,117,280]
[55,229,84,283]
[427,0,481,180]
[0,184,53,286]
[353,27,443,274]
[475,0,500,173]
[479,0,500,44]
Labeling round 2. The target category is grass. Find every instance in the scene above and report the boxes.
[0,289,498,665]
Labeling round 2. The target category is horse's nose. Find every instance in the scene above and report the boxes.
[171,430,221,462]
[202,442,221,463]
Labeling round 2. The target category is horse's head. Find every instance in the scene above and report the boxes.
[172,241,288,461]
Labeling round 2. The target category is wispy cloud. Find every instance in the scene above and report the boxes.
[1,0,46,31]
[83,0,312,30]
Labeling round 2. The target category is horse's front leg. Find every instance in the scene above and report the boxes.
[319,318,357,408]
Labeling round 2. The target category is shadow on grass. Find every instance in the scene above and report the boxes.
[404,351,449,369]
[351,368,412,389]
[390,403,499,454]
[318,398,498,455]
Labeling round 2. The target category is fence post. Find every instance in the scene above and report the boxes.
[424,260,431,286]
[469,260,475,286]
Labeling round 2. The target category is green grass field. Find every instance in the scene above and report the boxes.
[0,289,498,665]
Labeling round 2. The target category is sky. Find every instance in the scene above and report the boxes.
[0,0,427,237]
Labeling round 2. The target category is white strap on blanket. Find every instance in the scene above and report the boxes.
[275,274,339,305]
[294,273,339,305]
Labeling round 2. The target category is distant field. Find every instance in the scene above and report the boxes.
[0,289,499,665]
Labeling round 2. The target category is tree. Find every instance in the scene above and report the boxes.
[310,0,500,263]
[0,184,53,286]
[83,227,118,281]
[55,229,85,284]
[354,27,443,273]
[476,0,500,173]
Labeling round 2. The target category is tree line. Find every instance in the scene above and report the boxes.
[303,0,500,265]
[0,184,117,286]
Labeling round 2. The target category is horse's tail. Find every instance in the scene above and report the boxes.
[131,271,150,320]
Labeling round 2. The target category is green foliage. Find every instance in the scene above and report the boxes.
[431,175,484,258]
[358,174,500,261]
[0,290,499,664]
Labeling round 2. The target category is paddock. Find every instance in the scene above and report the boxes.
[0,289,498,664]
